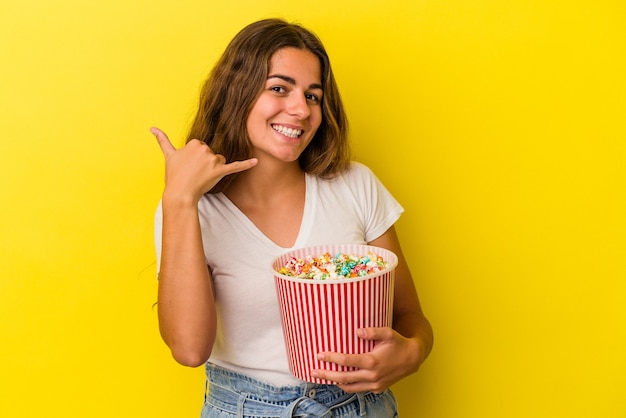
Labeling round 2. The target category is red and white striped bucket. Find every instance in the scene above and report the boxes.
[272,244,397,384]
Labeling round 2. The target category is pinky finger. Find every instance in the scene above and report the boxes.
[223,158,258,175]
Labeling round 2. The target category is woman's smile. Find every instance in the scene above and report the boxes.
[271,123,304,139]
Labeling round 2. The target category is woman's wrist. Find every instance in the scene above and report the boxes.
[162,188,200,210]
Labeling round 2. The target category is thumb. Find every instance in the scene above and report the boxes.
[150,127,176,158]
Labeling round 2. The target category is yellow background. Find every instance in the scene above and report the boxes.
[1,0,624,416]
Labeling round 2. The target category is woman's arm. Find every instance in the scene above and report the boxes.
[311,225,433,392]
[158,197,217,367]
[151,127,257,367]
[372,225,433,365]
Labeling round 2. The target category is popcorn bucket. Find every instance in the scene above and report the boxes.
[272,244,397,384]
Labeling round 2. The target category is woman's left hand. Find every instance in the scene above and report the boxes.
[311,326,425,394]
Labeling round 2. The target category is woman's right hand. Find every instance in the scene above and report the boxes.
[150,127,257,203]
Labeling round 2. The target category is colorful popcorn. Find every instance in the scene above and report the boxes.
[278,251,389,280]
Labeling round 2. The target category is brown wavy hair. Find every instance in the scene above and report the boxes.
[186,18,350,193]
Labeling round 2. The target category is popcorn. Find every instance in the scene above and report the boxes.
[278,251,389,280]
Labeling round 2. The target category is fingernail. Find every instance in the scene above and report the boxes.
[316,353,325,360]
[357,328,366,337]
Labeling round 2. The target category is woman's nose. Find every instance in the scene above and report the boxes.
[287,94,310,119]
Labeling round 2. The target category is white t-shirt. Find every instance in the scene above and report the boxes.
[154,161,404,386]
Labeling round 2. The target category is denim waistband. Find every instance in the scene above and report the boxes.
[204,363,369,417]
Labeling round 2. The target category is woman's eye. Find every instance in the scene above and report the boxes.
[305,93,320,103]
[270,86,287,94]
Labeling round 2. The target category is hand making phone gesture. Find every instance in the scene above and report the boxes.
[150,127,257,202]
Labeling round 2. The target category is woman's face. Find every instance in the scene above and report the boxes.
[246,47,323,163]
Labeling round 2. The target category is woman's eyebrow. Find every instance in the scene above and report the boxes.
[268,74,323,90]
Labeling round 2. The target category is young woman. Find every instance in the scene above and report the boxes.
[152,18,433,417]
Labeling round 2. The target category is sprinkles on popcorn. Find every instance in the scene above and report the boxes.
[278,251,389,280]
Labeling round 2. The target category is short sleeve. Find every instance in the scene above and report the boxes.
[346,162,404,242]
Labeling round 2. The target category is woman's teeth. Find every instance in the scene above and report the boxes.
[272,124,302,139]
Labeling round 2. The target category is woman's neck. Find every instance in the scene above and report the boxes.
[224,159,305,205]
[223,160,307,247]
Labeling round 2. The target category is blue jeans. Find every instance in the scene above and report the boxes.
[201,363,399,418]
